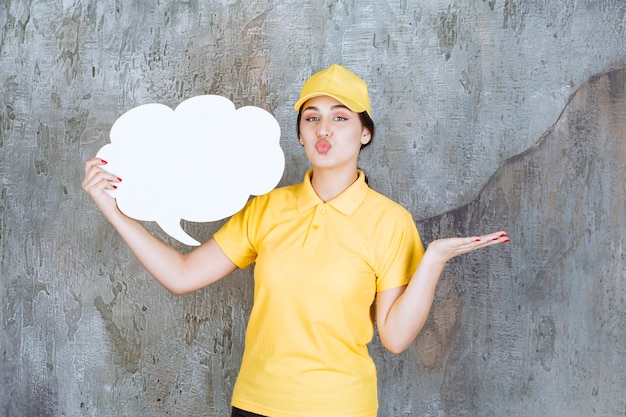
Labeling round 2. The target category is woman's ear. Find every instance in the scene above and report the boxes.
[299,136,304,146]
[361,129,372,146]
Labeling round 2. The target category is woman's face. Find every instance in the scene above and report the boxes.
[298,95,371,171]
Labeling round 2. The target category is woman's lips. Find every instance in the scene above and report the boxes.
[315,139,331,154]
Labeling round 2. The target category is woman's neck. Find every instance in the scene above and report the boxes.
[310,167,359,202]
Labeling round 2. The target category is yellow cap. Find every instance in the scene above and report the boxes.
[294,64,371,116]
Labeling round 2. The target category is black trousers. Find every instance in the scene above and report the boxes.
[231,406,266,417]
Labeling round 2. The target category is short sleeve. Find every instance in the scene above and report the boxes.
[213,198,258,269]
[376,211,424,292]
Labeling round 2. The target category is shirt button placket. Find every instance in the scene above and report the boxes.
[304,205,326,246]
[312,205,327,231]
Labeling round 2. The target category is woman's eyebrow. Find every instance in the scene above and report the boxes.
[302,104,351,112]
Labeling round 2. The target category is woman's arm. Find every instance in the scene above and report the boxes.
[82,158,238,295]
[376,232,509,354]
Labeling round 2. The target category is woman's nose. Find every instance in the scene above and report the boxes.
[317,121,332,138]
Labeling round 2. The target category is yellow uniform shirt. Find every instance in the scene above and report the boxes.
[214,170,424,417]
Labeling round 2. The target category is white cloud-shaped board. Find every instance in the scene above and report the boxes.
[96,95,285,246]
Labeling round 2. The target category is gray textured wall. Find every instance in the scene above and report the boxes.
[1,1,625,416]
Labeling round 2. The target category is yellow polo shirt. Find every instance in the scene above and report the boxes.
[214,170,424,417]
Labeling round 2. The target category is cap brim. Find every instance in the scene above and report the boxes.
[294,92,367,114]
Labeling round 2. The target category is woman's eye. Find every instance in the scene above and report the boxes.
[305,116,319,122]
[334,116,348,121]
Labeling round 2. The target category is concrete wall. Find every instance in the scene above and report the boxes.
[1,1,625,415]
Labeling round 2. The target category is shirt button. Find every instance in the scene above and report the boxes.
[320,207,326,213]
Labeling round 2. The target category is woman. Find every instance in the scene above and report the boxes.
[83,64,509,417]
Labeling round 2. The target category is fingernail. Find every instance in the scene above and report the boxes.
[474,238,481,242]
[117,177,123,182]
[504,238,510,243]
[112,185,117,189]
[500,233,507,237]
[493,236,499,240]
[101,159,108,165]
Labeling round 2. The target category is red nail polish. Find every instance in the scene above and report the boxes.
[504,238,510,243]
[117,177,122,182]
[101,159,108,165]
[474,238,481,242]
[500,233,507,237]
[112,185,117,189]
[493,237,499,240]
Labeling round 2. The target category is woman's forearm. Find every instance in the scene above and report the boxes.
[377,232,509,354]
[378,247,447,353]
[83,158,236,295]
[105,210,236,295]
[107,211,189,293]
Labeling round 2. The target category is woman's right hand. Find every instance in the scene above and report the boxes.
[82,158,123,221]
[81,157,237,295]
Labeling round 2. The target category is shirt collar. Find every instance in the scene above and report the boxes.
[297,169,369,216]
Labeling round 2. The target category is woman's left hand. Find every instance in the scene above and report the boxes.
[426,231,510,263]
[376,230,510,353]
